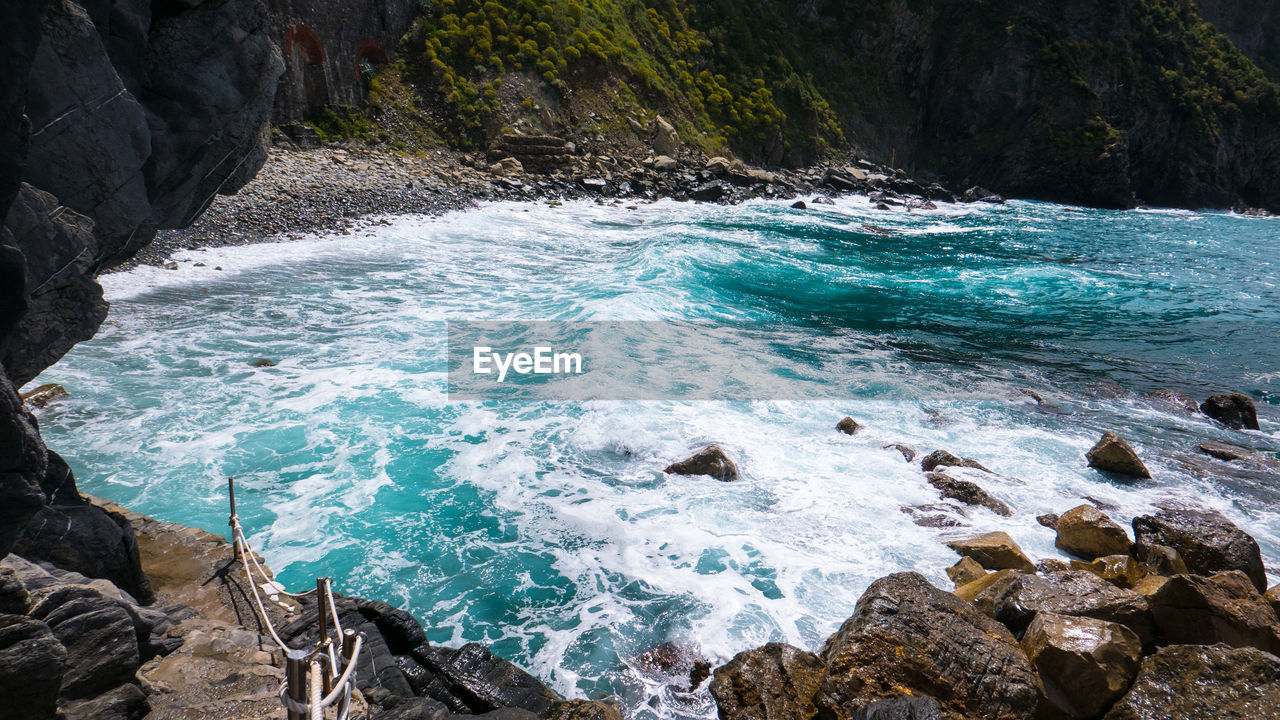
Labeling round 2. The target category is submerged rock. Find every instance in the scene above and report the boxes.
[1143,389,1201,415]
[1037,513,1060,530]
[249,358,276,367]
[709,642,825,720]
[883,443,917,462]
[1086,431,1150,478]
[817,572,1040,720]
[1148,571,1280,653]
[926,472,1012,516]
[946,531,1035,572]
[634,641,712,691]
[1103,644,1280,719]
[1021,612,1141,719]
[1131,506,1266,591]
[1200,392,1260,430]
[19,383,66,409]
[920,450,990,473]
[836,416,861,435]
[1055,504,1132,560]
[664,445,739,482]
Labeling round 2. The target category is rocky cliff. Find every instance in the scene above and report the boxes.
[0,0,280,600]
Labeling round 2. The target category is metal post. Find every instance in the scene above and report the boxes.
[285,648,308,720]
[227,477,240,561]
[338,628,357,718]
[317,577,332,694]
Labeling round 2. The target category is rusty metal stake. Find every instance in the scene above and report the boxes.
[285,648,308,720]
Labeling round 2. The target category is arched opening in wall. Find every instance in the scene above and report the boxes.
[284,24,329,109]
[356,41,391,86]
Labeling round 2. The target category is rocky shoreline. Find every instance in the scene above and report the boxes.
[124,139,992,271]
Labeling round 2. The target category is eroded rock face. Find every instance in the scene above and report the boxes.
[709,642,826,720]
[1055,504,1132,560]
[664,445,739,481]
[993,571,1154,649]
[1148,571,1280,653]
[0,612,65,720]
[817,572,1040,720]
[1103,644,1280,720]
[1086,432,1150,479]
[1021,612,1141,719]
[925,472,1012,516]
[1131,506,1267,591]
[1199,393,1260,430]
[14,495,152,604]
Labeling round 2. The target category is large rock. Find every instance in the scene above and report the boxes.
[0,613,64,720]
[29,591,139,700]
[925,473,1012,516]
[1070,555,1147,589]
[652,116,679,157]
[1200,393,1260,430]
[709,642,825,720]
[61,682,148,720]
[1086,432,1150,478]
[664,445,739,482]
[1132,506,1266,591]
[0,376,47,558]
[1148,571,1280,653]
[992,571,1154,649]
[1055,504,1132,560]
[1020,612,1141,719]
[816,572,1041,720]
[1103,644,1280,719]
[945,556,987,587]
[953,568,1024,616]
[945,532,1035,572]
[410,643,562,716]
[14,492,152,604]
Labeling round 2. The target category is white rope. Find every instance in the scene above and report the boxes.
[318,634,364,709]
[309,660,323,720]
[231,525,292,652]
[325,580,345,638]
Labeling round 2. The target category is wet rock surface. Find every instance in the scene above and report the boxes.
[1055,504,1132,560]
[1199,392,1260,430]
[946,532,1036,572]
[664,444,739,481]
[1132,506,1267,591]
[1086,432,1150,479]
[818,572,1040,720]
[1103,643,1280,719]
[992,571,1155,649]
[1021,612,1141,719]
[1148,571,1280,652]
[709,642,825,720]
[925,472,1012,516]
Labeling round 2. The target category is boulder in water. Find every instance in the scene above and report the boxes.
[960,186,1004,203]
[1086,431,1150,478]
[1020,612,1141,719]
[946,531,1035,572]
[926,472,1012,516]
[946,556,987,587]
[1132,505,1266,591]
[1055,504,1132,559]
[920,449,990,473]
[249,358,275,367]
[816,572,1040,720]
[1144,389,1201,415]
[710,642,825,720]
[664,445,738,482]
[1104,644,1280,720]
[883,443,917,462]
[19,383,66,409]
[790,200,807,209]
[836,416,861,435]
[1200,392,1260,430]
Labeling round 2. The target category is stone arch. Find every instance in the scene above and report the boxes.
[356,41,391,79]
[284,24,328,109]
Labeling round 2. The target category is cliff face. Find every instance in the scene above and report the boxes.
[0,0,281,583]
[1196,0,1280,78]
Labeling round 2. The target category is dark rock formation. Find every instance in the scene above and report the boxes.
[1055,504,1133,560]
[1131,506,1267,591]
[925,472,1012,516]
[1200,393,1260,430]
[1086,431,1150,479]
[836,416,861,435]
[664,444,739,481]
[817,572,1040,720]
[0,612,65,720]
[709,642,826,720]
[31,591,140,701]
[993,571,1155,649]
[1148,571,1280,653]
[883,444,916,463]
[1103,643,1280,719]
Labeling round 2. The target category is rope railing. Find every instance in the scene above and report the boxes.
[227,477,365,720]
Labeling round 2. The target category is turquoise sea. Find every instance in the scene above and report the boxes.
[32,197,1280,718]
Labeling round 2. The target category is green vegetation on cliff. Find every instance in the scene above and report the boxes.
[338,0,1280,210]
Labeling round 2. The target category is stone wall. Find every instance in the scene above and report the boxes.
[265,0,418,124]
